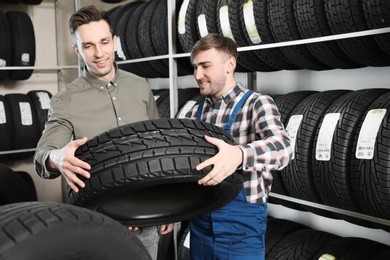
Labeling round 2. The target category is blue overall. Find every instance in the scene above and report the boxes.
[190,90,267,260]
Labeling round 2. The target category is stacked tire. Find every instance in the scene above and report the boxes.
[0,10,36,81]
[0,90,51,160]
[270,88,390,230]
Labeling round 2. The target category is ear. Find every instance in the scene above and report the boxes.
[72,45,81,58]
[226,56,236,74]
[113,35,117,52]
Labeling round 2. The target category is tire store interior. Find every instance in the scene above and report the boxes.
[0,0,389,259]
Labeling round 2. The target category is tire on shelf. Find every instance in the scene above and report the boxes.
[27,90,52,135]
[269,91,317,211]
[362,0,390,56]
[350,91,390,222]
[4,93,40,160]
[266,229,340,260]
[325,0,390,67]
[243,0,300,70]
[313,237,390,260]
[294,0,363,69]
[5,11,36,80]
[265,217,309,256]
[0,95,12,161]
[0,201,151,260]
[312,88,389,227]
[267,0,330,70]
[281,90,351,219]
[177,0,200,53]
[0,11,11,81]
[69,118,243,226]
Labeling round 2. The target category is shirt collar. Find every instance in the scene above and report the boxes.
[204,82,245,104]
[82,62,119,90]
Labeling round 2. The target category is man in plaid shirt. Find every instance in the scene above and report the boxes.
[185,33,293,259]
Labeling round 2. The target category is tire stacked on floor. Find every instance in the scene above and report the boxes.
[0,201,151,260]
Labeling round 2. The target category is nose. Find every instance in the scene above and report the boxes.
[94,45,103,58]
[194,68,203,80]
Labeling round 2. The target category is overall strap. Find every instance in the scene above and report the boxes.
[196,90,254,134]
[224,90,253,134]
[196,99,205,121]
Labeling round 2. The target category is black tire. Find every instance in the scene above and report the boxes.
[0,95,12,160]
[324,0,390,67]
[27,90,52,135]
[177,0,200,53]
[266,229,340,260]
[350,91,390,221]
[269,91,317,211]
[124,2,165,78]
[4,93,40,160]
[69,119,243,226]
[243,0,300,70]
[0,164,37,206]
[294,0,363,69]
[196,0,219,37]
[109,2,147,77]
[281,90,350,218]
[0,11,12,81]
[138,0,169,77]
[14,171,38,202]
[362,0,390,56]
[265,218,309,256]
[5,11,36,80]
[312,89,389,226]
[313,237,390,260]
[177,225,190,260]
[227,0,278,72]
[267,0,330,70]
[0,201,152,260]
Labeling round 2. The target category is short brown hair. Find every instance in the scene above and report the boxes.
[190,33,238,62]
[68,5,113,37]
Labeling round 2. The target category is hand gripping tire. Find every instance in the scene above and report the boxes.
[69,119,243,226]
[0,201,151,260]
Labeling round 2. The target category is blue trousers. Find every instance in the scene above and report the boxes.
[189,189,267,260]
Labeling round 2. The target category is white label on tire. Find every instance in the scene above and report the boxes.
[0,59,6,67]
[21,53,30,63]
[37,92,51,110]
[219,6,234,40]
[356,109,386,159]
[116,36,126,60]
[177,100,197,119]
[178,0,190,34]
[0,101,6,124]
[286,114,303,160]
[243,0,261,44]
[197,14,209,37]
[315,113,340,161]
[319,254,336,260]
[184,231,190,249]
[19,102,33,126]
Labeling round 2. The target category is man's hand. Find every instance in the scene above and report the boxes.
[196,135,243,186]
[128,224,174,235]
[48,137,91,192]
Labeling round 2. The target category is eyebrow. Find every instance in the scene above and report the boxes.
[81,37,111,46]
[193,61,212,67]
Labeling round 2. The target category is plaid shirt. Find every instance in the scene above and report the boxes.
[185,83,293,203]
